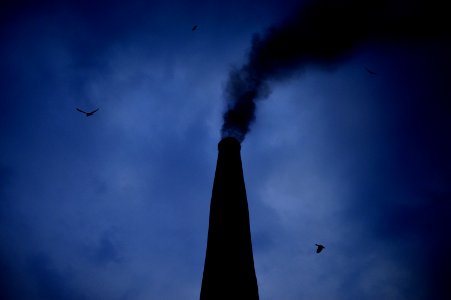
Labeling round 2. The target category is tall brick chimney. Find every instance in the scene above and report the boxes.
[200,137,259,299]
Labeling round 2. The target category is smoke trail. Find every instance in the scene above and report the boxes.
[221,0,449,142]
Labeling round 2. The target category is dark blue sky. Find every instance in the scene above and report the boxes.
[1,0,450,299]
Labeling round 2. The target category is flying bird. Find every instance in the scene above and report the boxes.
[315,244,325,253]
[365,67,377,75]
[192,25,198,31]
[76,108,99,117]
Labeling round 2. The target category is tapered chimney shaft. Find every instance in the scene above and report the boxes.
[200,137,259,299]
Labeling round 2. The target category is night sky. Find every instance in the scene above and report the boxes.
[1,0,450,299]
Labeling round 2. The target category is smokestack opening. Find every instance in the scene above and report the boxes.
[200,137,259,299]
[218,136,241,151]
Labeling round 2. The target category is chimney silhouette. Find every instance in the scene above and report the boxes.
[200,137,259,299]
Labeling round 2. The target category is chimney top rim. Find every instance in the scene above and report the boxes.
[218,137,241,151]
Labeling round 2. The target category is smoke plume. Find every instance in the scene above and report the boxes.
[221,0,449,142]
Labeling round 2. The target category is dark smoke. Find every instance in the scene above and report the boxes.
[221,0,449,141]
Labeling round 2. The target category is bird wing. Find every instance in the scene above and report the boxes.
[89,108,99,114]
[76,108,87,113]
[315,244,325,253]
[365,67,376,74]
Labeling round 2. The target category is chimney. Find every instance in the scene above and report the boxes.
[200,137,259,299]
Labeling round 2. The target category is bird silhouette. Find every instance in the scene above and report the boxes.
[76,108,99,117]
[364,67,377,75]
[192,25,198,31]
[315,244,325,253]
